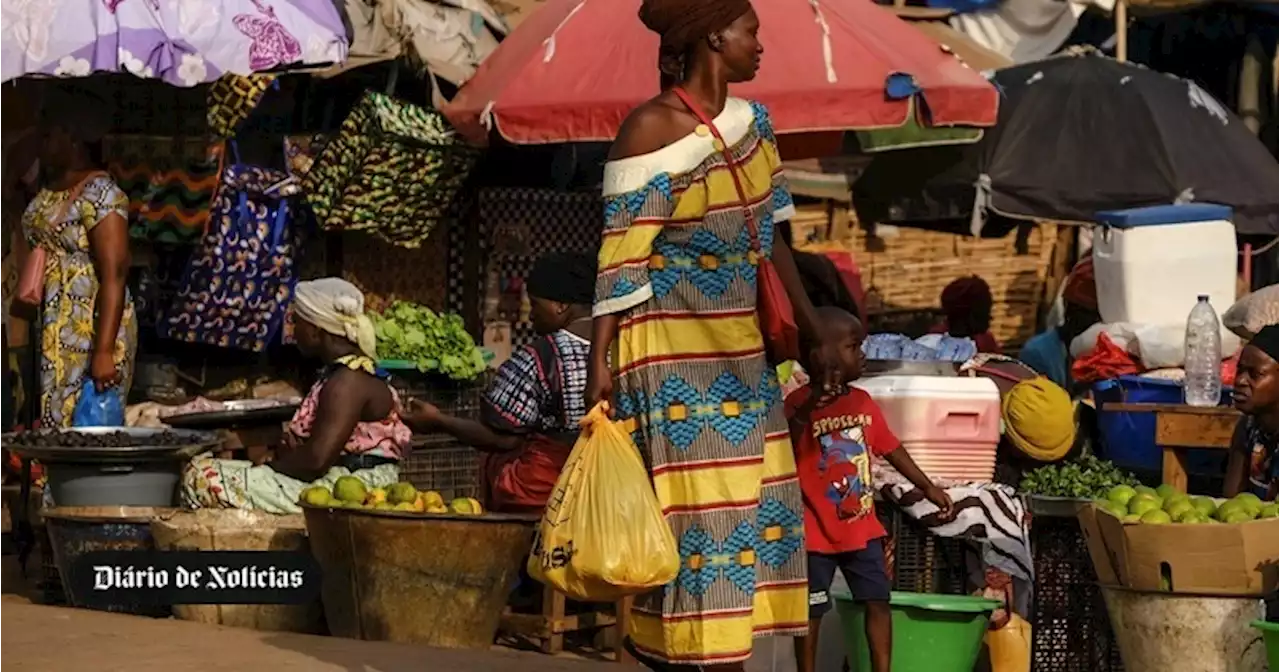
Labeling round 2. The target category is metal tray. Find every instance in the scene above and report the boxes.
[3,427,222,463]
[164,400,299,430]
[1028,495,1094,518]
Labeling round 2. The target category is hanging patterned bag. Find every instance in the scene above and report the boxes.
[300,90,480,249]
[207,74,276,139]
[160,143,300,352]
[670,88,801,363]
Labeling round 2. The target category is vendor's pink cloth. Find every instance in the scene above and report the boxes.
[287,379,412,460]
[481,434,573,514]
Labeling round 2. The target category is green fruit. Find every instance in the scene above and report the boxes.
[1233,492,1263,506]
[340,500,363,509]
[1224,512,1256,524]
[387,482,419,505]
[1260,503,1278,519]
[1174,508,1202,524]
[1155,484,1180,500]
[1216,501,1247,521]
[1140,510,1173,524]
[1103,502,1128,518]
[1191,497,1217,517]
[333,476,368,503]
[373,502,395,511]
[1164,500,1194,520]
[1107,485,1138,508]
[1122,514,1142,524]
[1129,496,1161,517]
[299,486,333,507]
[1135,485,1159,498]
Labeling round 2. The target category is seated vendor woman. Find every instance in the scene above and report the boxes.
[181,278,411,514]
[931,276,1002,354]
[1224,324,1278,501]
[402,252,595,514]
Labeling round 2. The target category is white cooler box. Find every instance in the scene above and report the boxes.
[852,375,1000,482]
[1093,204,1237,326]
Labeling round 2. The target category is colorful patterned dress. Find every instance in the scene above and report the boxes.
[181,355,409,514]
[594,98,807,665]
[22,176,137,428]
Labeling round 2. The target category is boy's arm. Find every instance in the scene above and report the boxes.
[884,447,955,520]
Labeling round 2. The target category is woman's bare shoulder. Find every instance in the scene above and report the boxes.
[609,94,697,161]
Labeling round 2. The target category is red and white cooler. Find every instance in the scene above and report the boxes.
[853,375,1001,483]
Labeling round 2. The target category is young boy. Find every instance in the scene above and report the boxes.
[786,307,954,672]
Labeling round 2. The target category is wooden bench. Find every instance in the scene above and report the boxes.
[1099,402,1240,491]
[500,591,635,663]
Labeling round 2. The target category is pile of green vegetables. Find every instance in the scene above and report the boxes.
[1018,455,1141,499]
[372,301,488,381]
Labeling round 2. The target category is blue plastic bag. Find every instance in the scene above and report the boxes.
[71,379,125,427]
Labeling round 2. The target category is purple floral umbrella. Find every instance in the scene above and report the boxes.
[2,0,349,86]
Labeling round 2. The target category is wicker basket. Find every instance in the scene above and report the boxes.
[792,203,1060,352]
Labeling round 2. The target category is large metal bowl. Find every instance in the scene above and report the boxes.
[3,427,222,463]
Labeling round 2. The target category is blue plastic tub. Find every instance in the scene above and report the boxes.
[1093,376,1230,475]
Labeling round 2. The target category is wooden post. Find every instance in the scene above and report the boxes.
[1239,36,1263,134]
[1115,0,1128,62]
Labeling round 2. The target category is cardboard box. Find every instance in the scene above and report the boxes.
[1077,505,1279,596]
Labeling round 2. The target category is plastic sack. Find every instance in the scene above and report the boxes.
[527,403,678,602]
[985,613,1031,672]
[1071,321,1243,370]
[72,379,125,427]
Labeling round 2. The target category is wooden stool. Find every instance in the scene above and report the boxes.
[500,588,636,663]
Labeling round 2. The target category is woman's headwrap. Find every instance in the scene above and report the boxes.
[1002,377,1076,462]
[638,0,753,81]
[292,278,378,360]
[941,276,993,320]
[1062,256,1097,311]
[1249,324,1279,362]
[527,252,596,305]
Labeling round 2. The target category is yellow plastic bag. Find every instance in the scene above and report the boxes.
[984,613,1032,672]
[527,403,678,602]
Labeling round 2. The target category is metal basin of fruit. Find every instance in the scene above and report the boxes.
[301,500,537,649]
[4,428,222,507]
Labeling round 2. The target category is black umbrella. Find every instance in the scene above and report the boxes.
[853,51,1279,236]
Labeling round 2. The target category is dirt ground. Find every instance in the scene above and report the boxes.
[1,596,611,672]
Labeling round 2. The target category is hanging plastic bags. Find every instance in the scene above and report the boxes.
[527,403,678,602]
[72,379,125,427]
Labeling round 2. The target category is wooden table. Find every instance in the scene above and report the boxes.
[1101,403,1240,491]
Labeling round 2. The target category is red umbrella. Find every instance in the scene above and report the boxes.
[443,0,999,146]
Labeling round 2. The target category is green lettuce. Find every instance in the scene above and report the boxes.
[371,301,488,381]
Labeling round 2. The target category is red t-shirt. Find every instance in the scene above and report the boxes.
[784,385,901,554]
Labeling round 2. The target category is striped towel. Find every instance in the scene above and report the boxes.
[881,483,1034,585]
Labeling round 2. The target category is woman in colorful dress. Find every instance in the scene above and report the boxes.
[583,1,840,668]
[403,252,596,514]
[182,279,411,514]
[23,88,136,427]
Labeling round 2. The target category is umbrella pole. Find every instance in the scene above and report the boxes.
[1114,0,1128,62]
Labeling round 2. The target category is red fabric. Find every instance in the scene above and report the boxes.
[442,0,999,145]
[929,323,1002,354]
[481,434,573,515]
[1221,350,1240,387]
[1070,332,1141,385]
[822,251,867,323]
[785,385,899,554]
[1062,256,1097,311]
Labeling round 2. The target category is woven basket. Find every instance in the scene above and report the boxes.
[794,203,1059,352]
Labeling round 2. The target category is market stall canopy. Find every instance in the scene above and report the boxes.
[853,51,1280,237]
[1,0,349,86]
[908,20,1012,71]
[441,0,1000,145]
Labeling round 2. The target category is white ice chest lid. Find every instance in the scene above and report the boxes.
[1095,203,1233,228]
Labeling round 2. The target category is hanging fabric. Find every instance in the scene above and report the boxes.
[207,74,278,138]
[104,135,224,243]
[300,91,480,249]
[160,144,301,352]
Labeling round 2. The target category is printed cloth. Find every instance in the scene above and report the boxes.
[301,92,480,248]
[1244,415,1279,500]
[2,0,347,86]
[593,98,807,665]
[207,74,276,138]
[104,136,223,243]
[180,354,410,513]
[863,332,978,363]
[481,329,590,441]
[785,385,900,554]
[160,162,299,352]
[22,175,138,428]
[881,482,1033,586]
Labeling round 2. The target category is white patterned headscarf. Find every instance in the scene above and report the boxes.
[292,278,378,360]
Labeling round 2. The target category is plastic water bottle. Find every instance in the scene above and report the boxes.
[1183,295,1222,407]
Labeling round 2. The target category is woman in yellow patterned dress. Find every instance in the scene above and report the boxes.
[23,90,136,428]
[583,1,840,668]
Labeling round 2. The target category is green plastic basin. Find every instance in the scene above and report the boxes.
[833,590,1000,672]
[1254,620,1279,672]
